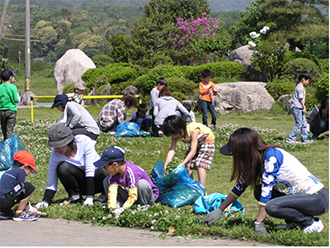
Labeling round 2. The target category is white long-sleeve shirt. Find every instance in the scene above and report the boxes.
[46,135,100,191]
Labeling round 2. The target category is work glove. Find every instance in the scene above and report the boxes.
[83,197,94,206]
[36,201,49,209]
[201,208,223,226]
[254,221,267,235]
[113,207,125,218]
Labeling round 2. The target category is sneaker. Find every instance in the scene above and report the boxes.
[158,130,165,137]
[303,218,324,233]
[60,195,83,206]
[0,211,13,220]
[13,211,38,222]
[301,139,313,145]
[95,194,107,206]
[286,138,297,144]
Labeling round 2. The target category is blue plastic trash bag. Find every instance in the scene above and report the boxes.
[115,122,141,137]
[0,133,26,171]
[150,161,205,208]
[194,193,245,216]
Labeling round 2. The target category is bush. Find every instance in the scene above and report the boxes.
[186,62,246,82]
[280,58,320,84]
[265,80,295,101]
[172,92,188,102]
[315,74,329,100]
[282,51,320,68]
[166,78,198,97]
[92,54,114,68]
[134,65,184,96]
[305,87,319,111]
[319,59,329,74]
[107,68,140,85]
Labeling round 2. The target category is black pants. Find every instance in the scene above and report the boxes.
[0,110,16,140]
[72,128,99,140]
[0,182,35,213]
[56,162,109,197]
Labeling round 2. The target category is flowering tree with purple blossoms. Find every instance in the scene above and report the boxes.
[168,13,231,65]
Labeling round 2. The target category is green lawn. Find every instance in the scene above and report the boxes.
[3,79,329,246]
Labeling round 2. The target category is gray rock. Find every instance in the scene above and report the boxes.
[124,86,139,95]
[278,94,292,112]
[214,82,275,114]
[54,49,96,94]
[228,45,265,81]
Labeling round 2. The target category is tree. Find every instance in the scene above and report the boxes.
[233,0,329,54]
[130,0,210,67]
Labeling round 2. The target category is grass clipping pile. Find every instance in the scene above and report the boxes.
[164,158,181,175]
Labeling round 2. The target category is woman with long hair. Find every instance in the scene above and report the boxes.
[201,127,328,235]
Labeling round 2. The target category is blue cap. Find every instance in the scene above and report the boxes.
[8,69,17,77]
[51,94,69,109]
[94,146,125,168]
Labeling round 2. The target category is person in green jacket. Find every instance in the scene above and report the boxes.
[0,69,19,141]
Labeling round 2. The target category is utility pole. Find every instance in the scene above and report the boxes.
[22,0,35,105]
[0,0,10,43]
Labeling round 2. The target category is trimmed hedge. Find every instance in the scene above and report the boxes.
[166,78,198,97]
[186,62,246,82]
[265,81,295,101]
[281,58,320,83]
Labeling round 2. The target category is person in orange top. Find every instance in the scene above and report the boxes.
[162,115,215,187]
[199,69,218,128]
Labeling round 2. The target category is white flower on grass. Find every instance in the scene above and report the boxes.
[249,31,260,39]
[151,219,157,225]
[260,26,270,34]
[248,41,257,47]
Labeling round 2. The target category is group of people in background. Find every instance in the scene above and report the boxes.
[0,69,328,236]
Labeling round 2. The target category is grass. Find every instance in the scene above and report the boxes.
[4,80,329,246]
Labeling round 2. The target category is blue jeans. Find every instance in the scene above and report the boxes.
[289,107,308,141]
[265,188,329,228]
[200,100,217,126]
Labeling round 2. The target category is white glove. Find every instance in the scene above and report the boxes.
[36,201,49,209]
[83,197,94,206]
[201,208,223,226]
[113,207,125,218]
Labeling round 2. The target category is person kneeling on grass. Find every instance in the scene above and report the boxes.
[94,146,159,218]
[201,127,329,234]
[0,151,38,221]
[35,124,109,209]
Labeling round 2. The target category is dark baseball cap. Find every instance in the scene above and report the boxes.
[51,94,68,109]
[219,141,232,156]
[94,146,125,168]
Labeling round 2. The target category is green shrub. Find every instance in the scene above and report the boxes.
[166,78,198,97]
[305,87,319,111]
[282,51,320,68]
[265,80,295,101]
[319,59,329,74]
[134,65,184,96]
[108,68,140,85]
[186,62,246,82]
[176,65,193,78]
[92,54,114,68]
[280,58,320,83]
[172,92,188,102]
[315,73,329,100]
[110,79,137,95]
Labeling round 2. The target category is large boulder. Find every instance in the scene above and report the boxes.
[228,45,265,81]
[213,82,275,114]
[54,49,96,94]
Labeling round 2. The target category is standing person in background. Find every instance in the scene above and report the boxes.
[153,88,189,137]
[0,69,19,141]
[201,127,328,234]
[307,97,329,140]
[286,71,313,144]
[97,92,136,133]
[199,69,218,128]
[51,94,100,140]
[72,83,86,107]
[149,78,167,137]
